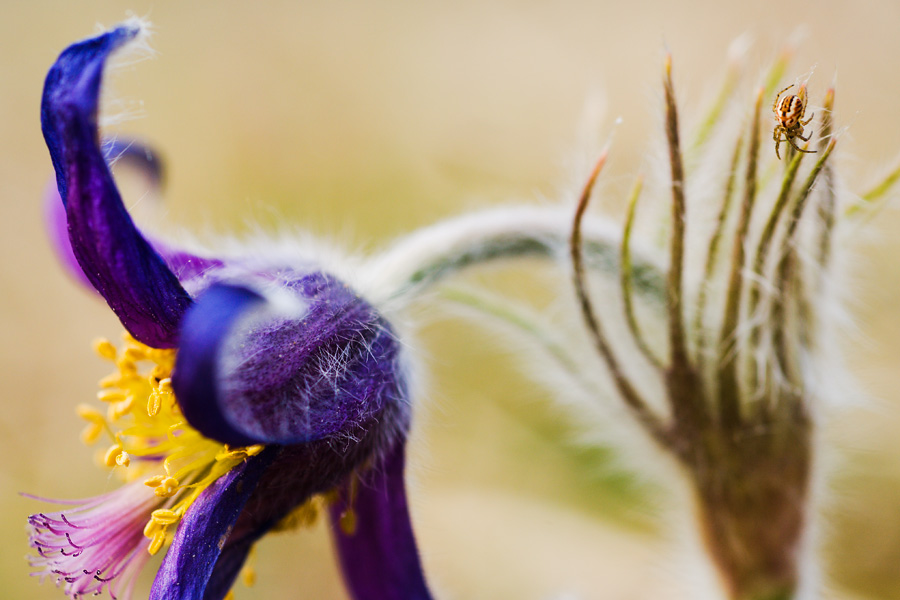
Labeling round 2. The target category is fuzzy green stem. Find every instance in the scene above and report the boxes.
[717,89,763,430]
[663,55,691,382]
[620,176,663,370]
[771,139,837,382]
[377,207,666,307]
[693,131,744,364]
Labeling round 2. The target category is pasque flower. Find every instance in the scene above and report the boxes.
[31,20,432,600]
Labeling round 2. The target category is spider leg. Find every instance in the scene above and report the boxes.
[795,130,812,142]
[800,111,815,126]
[773,84,795,112]
[787,135,817,154]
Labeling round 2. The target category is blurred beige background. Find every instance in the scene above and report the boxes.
[4,1,900,598]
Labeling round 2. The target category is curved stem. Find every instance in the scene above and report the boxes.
[621,176,663,370]
[366,206,666,308]
[717,89,763,430]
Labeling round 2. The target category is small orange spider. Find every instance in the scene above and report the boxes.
[772,84,817,160]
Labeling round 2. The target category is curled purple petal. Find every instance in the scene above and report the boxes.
[149,448,276,600]
[44,136,225,293]
[173,282,268,447]
[330,442,433,600]
[174,273,407,446]
[41,23,192,348]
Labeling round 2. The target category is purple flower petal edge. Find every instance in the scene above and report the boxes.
[41,24,192,348]
[330,442,433,600]
[149,448,277,600]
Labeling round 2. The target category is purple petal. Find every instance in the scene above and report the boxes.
[44,136,226,293]
[173,273,407,446]
[330,442,433,600]
[41,24,192,348]
[172,283,267,447]
[149,448,276,600]
[198,535,256,600]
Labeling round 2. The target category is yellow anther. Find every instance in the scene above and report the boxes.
[147,531,167,556]
[124,347,147,362]
[80,423,103,445]
[147,391,162,417]
[151,508,181,526]
[104,444,125,467]
[108,397,134,421]
[245,444,264,456]
[77,404,106,423]
[97,389,126,403]
[216,444,265,462]
[158,378,173,393]
[116,358,137,377]
[143,518,162,539]
[98,373,122,388]
[115,451,131,467]
[93,338,118,361]
[144,475,166,488]
[154,477,180,498]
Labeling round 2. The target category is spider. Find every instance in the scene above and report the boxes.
[772,84,817,160]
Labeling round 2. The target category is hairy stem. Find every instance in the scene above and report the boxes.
[371,206,666,307]
[716,89,763,430]
[621,176,663,370]
[694,131,744,365]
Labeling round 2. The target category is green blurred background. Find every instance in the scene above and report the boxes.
[4,1,900,598]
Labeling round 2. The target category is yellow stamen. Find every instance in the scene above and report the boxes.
[115,451,131,467]
[147,530,167,556]
[144,475,165,487]
[86,335,268,558]
[93,338,118,361]
[98,373,124,388]
[104,443,126,467]
[108,396,135,421]
[80,423,103,445]
[147,391,162,417]
[216,444,264,462]
[123,347,146,362]
[97,389,126,403]
[150,508,181,525]
[154,477,180,498]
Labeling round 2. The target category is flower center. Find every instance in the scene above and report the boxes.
[80,334,265,556]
